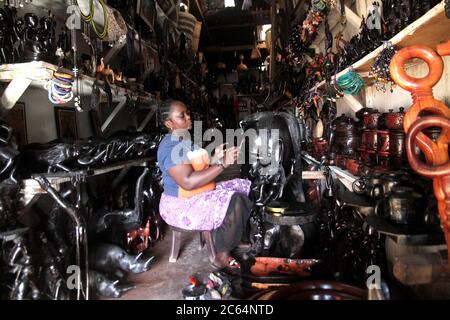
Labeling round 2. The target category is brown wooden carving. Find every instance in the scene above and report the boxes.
[390,43,450,264]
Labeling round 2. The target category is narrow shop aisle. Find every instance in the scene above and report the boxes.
[119,165,244,300]
[120,229,212,300]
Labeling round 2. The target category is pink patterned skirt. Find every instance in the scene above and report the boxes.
[159,178,252,231]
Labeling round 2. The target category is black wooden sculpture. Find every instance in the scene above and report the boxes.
[22,13,44,62]
[88,270,135,298]
[11,13,24,63]
[0,122,19,184]
[0,8,9,63]
[96,168,149,233]
[241,111,305,204]
[89,243,154,278]
[38,16,56,63]
[19,142,82,176]
[1,229,41,300]
[240,111,306,257]
[18,131,162,177]
[35,232,70,300]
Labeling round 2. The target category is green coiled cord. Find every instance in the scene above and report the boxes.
[337,70,365,95]
[75,0,108,39]
[75,0,94,22]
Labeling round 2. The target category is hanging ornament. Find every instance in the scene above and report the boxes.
[312,0,327,11]
[237,54,248,73]
[366,1,382,31]
[370,42,398,92]
[337,69,364,95]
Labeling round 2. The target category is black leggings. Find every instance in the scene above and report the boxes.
[212,193,252,253]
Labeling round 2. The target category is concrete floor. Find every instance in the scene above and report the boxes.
[120,229,213,300]
[119,165,244,300]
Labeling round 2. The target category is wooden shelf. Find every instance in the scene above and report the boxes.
[0,61,156,111]
[366,215,445,246]
[309,1,449,93]
[78,73,154,102]
[20,157,153,196]
[0,61,58,81]
[302,153,358,191]
[0,61,154,98]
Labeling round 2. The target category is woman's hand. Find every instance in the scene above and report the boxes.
[214,143,227,161]
[223,146,239,168]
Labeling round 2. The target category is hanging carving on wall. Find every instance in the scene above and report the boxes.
[54,107,78,140]
[5,102,27,149]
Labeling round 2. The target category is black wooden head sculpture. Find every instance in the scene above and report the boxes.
[240,111,305,204]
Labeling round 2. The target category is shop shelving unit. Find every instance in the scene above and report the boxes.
[0,0,165,131]
[294,2,450,286]
[20,157,154,204]
[0,61,156,102]
[308,1,450,111]
[296,1,449,186]
[17,156,154,300]
[302,153,358,191]
[0,61,159,133]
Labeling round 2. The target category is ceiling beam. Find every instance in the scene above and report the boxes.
[208,23,257,30]
[200,44,255,53]
[344,5,363,29]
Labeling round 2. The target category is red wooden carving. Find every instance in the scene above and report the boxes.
[390,40,450,264]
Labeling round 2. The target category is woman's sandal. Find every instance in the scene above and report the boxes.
[211,257,241,277]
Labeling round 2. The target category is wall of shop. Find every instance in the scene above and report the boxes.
[18,88,93,144]
[336,55,450,117]
[8,4,138,144]
[313,1,450,118]
[364,55,450,110]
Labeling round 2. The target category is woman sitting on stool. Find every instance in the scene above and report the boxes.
[157,99,252,275]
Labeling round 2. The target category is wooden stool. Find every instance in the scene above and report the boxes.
[169,226,217,263]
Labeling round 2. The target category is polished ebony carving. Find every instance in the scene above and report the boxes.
[241,111,305,205]
[22,13,44,62]
[0,8,10,63]
[18,132,162,177]
[0,229,40,300]
[0,122,19,185]
[96,168,148,233]
[89,243,154,277]
[39,15,56,64]
[89,270,135,298]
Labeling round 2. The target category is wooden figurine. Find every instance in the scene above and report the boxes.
[96,57,115,84]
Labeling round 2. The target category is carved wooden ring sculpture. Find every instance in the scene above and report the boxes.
[406,116,450,178]
[390,45,450,166]
[391,41,450,264]
[390,45,443,91]
[406,116,450,254]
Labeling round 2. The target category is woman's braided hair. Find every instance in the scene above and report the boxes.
[158,99,175,131]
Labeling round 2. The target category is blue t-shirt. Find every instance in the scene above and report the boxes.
[157,133,199,197]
